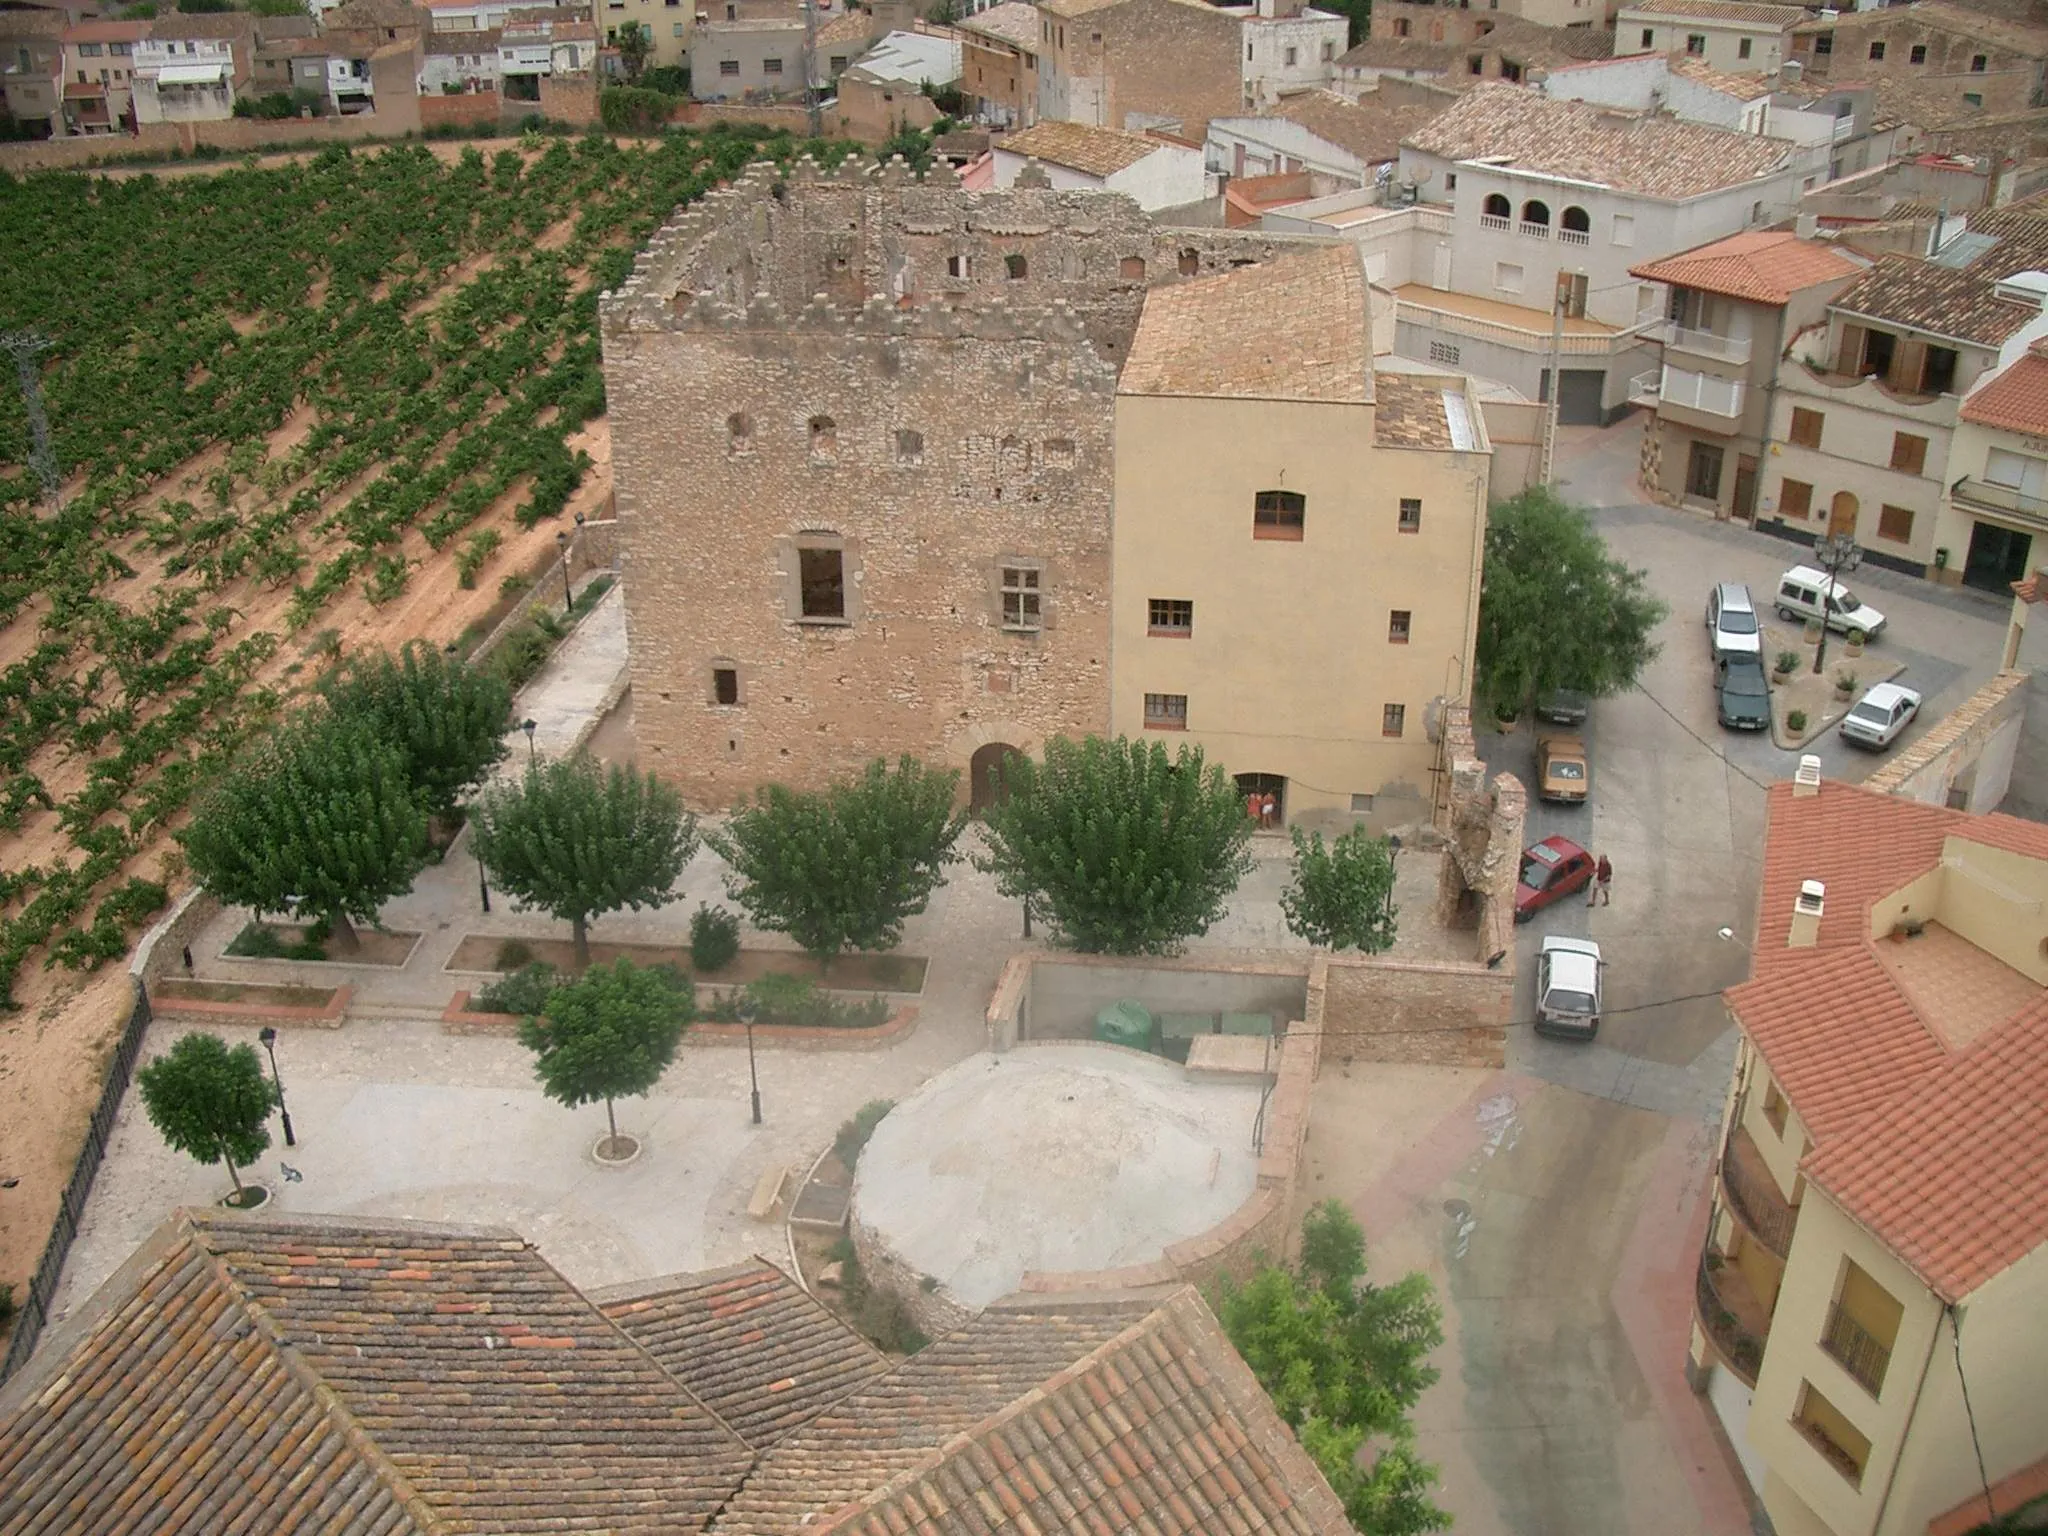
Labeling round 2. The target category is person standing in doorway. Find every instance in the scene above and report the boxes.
[1261,791,1278,828]
[1589,853,1612,907]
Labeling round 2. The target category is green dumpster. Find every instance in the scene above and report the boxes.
[1094,999,1155,1053]
[1157,1011,1216,1064]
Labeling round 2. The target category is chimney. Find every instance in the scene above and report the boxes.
[1789,879,1825,949]
[1795,211,1818,240]
[1792,753,1822,796]
[1781,58,1802,83]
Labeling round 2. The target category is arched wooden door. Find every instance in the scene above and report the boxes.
[1827,491,1859,539]
[970,743,1024,813]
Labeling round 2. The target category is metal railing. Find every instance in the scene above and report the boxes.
[1628,369,1660,405]
[1694,1252,1765,1386]
[1720,1129,1798,1258]
[1953,476,2048,524]
[0,979,152,1383]
[1821,1303,1892,1396]
[1658,365,1745,418]
[1655,319,1753,364]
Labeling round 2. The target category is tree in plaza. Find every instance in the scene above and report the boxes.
[137,1033,276,1199]
[1474,486,1667,719]
[710,756,965,969]
[614,20,652,81]
[318,640,511,819]
[178,713,430,955]
[520,958,692,1154]
[1213,1201,1449,1536]
[473,755,697,968]
[977,735,1254,955]
[1280,825,1399,953]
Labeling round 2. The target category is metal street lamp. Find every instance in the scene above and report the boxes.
[1811,532,1863,677]
[522,717,538,766]
[257,1026,296,1148]
[737,996,763,1125]
[1385,832,1403,924]
[556,530,573,615]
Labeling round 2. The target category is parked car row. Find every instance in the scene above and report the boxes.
[1705,573,1917,749]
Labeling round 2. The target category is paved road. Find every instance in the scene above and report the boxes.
[1306,418,2020,1536]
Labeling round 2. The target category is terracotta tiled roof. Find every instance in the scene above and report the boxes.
[0,1210,758,1535]
[1667,52,1774,100]
[1629,230,1865,305]
[1828,202,2048,344]
[1960,344,2048,435]
[1474,15,1618,65]
[426,26,498,52]
[710,1291,1171,1534]
[1619,0,1805,27]
[1341,34,1459,69]
[1374,370,1466,449]
[813,9,872,48]
[62,18,148,42]
[1036,0,1121,18]
[998,119,1165,177]
[1119,244,1372,404]
[956,0,1039,51]
[1806,999,2048,1302]
[1265,87,1444,167]
[1726,780,2048,1300]
[596,1258,890,1450]
[1404,81,1792,199]
[811,1289,1353,1536]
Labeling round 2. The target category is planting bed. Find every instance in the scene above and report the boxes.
[444,935,928,993]
[224,922,422,968]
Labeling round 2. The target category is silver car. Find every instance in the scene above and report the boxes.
[1706,582,1763,662]
[1536,936,1603,1040]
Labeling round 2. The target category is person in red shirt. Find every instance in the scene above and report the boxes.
[1588,853,1613,907]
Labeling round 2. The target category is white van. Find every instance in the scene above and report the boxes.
[1774,565,1886,639]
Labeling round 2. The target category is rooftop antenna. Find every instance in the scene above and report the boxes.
[1,331,60,511]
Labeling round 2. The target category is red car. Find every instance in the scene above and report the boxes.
[1516,836,1595,921]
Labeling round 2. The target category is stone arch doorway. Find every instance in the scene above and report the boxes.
[1827,491,1859,539]
[1236,772,1287,829]
[970,743,1025,813]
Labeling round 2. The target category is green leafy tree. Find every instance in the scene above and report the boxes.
[520,958,692,1148]
[978,735,1253,954]
[1321,0,1371,47]
[1475,486,1667,717]
[711,756,964,968]
[1214,1202,1449,1535]
[614,19,652,81]
[179,714,430,955]
[1280,826,1398,952]
[137,1033,276,1196]
[318,640,511,818]
[474,755,697,968]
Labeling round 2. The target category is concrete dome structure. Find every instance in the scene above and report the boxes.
[850,1044,1263,1322]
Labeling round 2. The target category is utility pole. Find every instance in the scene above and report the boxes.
[2,331,60,511]
[801,0,820,139]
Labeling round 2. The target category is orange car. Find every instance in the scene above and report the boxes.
[1536,734,1589,805]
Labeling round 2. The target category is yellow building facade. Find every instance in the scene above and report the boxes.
[1111,244,1491,833]
[1695,774,2048,1536]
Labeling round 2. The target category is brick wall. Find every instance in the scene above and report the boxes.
[538,71,599,125]
[601,157,1311,807]
[419,87,502,129]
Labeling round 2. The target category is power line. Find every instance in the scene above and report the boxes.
[1631,679,1778,793]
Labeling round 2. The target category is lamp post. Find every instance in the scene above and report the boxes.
[257,1026,296,1148]
[474,831,491,913]
[738,996,763,1125]
[556,530,573,616]
[1385,832,1402,924]
[522,717,538,766]
[1810,531,1863,677]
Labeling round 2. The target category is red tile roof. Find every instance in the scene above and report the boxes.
[1629,230,1865,306]
[1960,343,2048,437]
[1727,780,2048,1300]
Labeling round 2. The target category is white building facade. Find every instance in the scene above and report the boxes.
[132,34,235,123]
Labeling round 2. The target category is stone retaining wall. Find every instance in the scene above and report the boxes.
[442,990,918,1047]
[1318,953,1510,1067]
[129,887,223,986]
[148,984,351,1030]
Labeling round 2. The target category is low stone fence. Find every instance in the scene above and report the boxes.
[129,886,223,986]
[1863,668,2027,813]
[149,983,351,1030]
[442,990,919,1047]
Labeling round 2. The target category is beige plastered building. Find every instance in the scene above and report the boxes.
[1113,244,1491,834]
[1693,772,2048,1536]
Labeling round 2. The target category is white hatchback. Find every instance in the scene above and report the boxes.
[1840,681,1922,750]
[1536,936,1603,1040]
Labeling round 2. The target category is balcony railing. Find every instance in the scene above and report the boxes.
[1559,226,1590,245]
[1518,220,1550,239]
[1479,213,1510,231]
[1794,1413,1867,1488]
[1695,1252,1766,1386]
[1720,1124,1798,1258]
[1628,369,1660,406]
[1656,319,1752,364]
[1821,1304,1892,1397]
[1954,476,2048,525]
[1659,365,1745,419]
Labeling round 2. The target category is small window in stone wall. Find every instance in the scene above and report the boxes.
[1000,565,1042,631]
[1119,255,1146,279]
[1179,248,1200,275]
[728,412,753,454]
[1005,252,1027,279]
[711,665,740,706]
[798,546,846,620]
[1043,437,1075,468]
[1428,340,1461,366]
[808,414,837,459]
[947,253,972,279]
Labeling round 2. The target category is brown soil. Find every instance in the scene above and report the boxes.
[446,936,929,994]
[153,979,339,1008]
[225,923,422,968]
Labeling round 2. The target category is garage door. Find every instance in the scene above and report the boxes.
[1707,1361,1768,1495]
[1540,368,1607,425]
